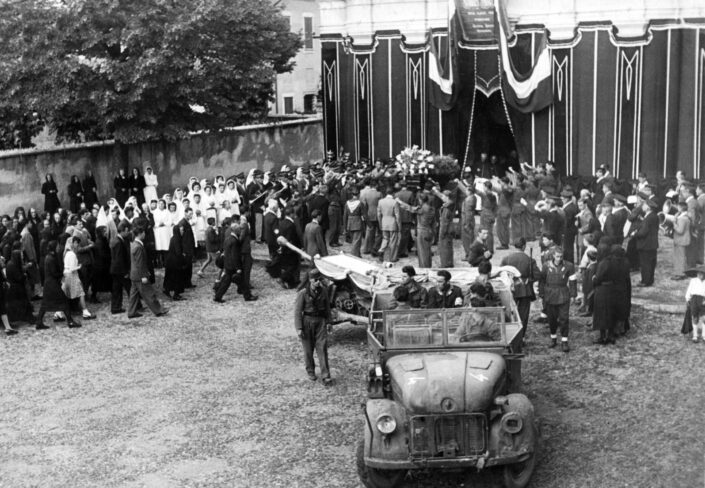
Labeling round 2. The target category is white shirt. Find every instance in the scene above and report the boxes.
[686,277,705,302]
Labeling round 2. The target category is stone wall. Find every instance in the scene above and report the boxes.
[0,117,323,213]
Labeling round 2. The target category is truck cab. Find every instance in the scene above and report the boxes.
[357,284,538,488]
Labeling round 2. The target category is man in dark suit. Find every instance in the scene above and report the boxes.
[237,216,258,301]
[561,190,578,263]
[128,225,167,318]
[500,238,540,344]
[110,221,132,314]
[278,207,301,289]
[263,199,280,260]
[246,169,266,241]
[632,198,660,287]
[214,222,243,302]
[611,194,630,245]
[597,200,617,242]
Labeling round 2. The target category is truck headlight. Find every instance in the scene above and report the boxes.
[376,414,397,434]
[500,412,523,434]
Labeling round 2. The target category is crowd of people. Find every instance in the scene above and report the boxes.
[1,153,698,371]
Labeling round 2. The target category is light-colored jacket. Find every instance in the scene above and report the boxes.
[377,195,401,232]
[673,212,691,247]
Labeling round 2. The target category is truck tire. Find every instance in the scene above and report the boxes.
[356,440,406,488]
[501,426,538,488]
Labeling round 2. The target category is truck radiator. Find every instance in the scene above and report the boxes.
[410,414,486,458]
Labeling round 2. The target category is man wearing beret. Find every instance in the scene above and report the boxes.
[294,269,333,384]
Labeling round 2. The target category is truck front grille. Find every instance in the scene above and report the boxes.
[410,414,486,458]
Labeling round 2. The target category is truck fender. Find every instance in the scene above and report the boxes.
[488,393,537,458]
[363,399,409,461]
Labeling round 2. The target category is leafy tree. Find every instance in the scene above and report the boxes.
[0,0,301,148]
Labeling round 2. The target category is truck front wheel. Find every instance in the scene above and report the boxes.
[356,440,406,488]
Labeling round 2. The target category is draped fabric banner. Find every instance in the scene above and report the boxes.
[322,23,705,177]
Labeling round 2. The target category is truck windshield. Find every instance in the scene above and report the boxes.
[382,308,520,349]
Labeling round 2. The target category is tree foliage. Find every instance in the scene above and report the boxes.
[0,0,302,147]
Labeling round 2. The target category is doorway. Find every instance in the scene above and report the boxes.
[470,91,518,176]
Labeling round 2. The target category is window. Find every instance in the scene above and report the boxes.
[282,14,291,31]
[303,15,313,50]
[303,94,316,113]
[283,96,294,114]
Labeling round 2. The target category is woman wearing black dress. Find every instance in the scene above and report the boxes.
[114,168,130,207]
[129,167,146,207]
[36,240,80,330]
[0,256,19,335]
[41,174,61,214]
[83,169,99,209]
[67,175,84,214]
[163,225,185,301]
[5,249,35,324]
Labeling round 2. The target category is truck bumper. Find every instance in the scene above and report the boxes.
[365,451,532,470]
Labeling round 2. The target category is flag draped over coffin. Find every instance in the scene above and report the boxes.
[428,0,459,111]
[494,0,553,113]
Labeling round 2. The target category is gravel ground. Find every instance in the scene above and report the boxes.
[0,235,702,488]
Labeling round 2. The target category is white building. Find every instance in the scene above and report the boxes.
[271,0,321,115]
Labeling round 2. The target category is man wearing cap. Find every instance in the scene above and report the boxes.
[561,190,578,263]
[598,199,619,244]
[390,265,428,309]
[294,269,333,384]
[427,270,464,308]
[631,198,660,287]
[538,247,575,352]
[246,170,266,242]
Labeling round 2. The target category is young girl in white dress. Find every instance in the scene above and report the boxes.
[62,237,95,320]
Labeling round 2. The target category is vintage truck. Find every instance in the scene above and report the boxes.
[356,279,538,488]
[276,239,538,487]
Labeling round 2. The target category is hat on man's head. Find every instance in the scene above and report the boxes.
[253,169,264,177]
[308,269,322,280]
[560,189,573,198]
[235,172,245,179]
[613,193,627,203]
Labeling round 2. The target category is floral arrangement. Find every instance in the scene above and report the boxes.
[394,145,460,178]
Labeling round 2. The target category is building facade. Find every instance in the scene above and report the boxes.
[271,0,321,116]
[320,0,705,178]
